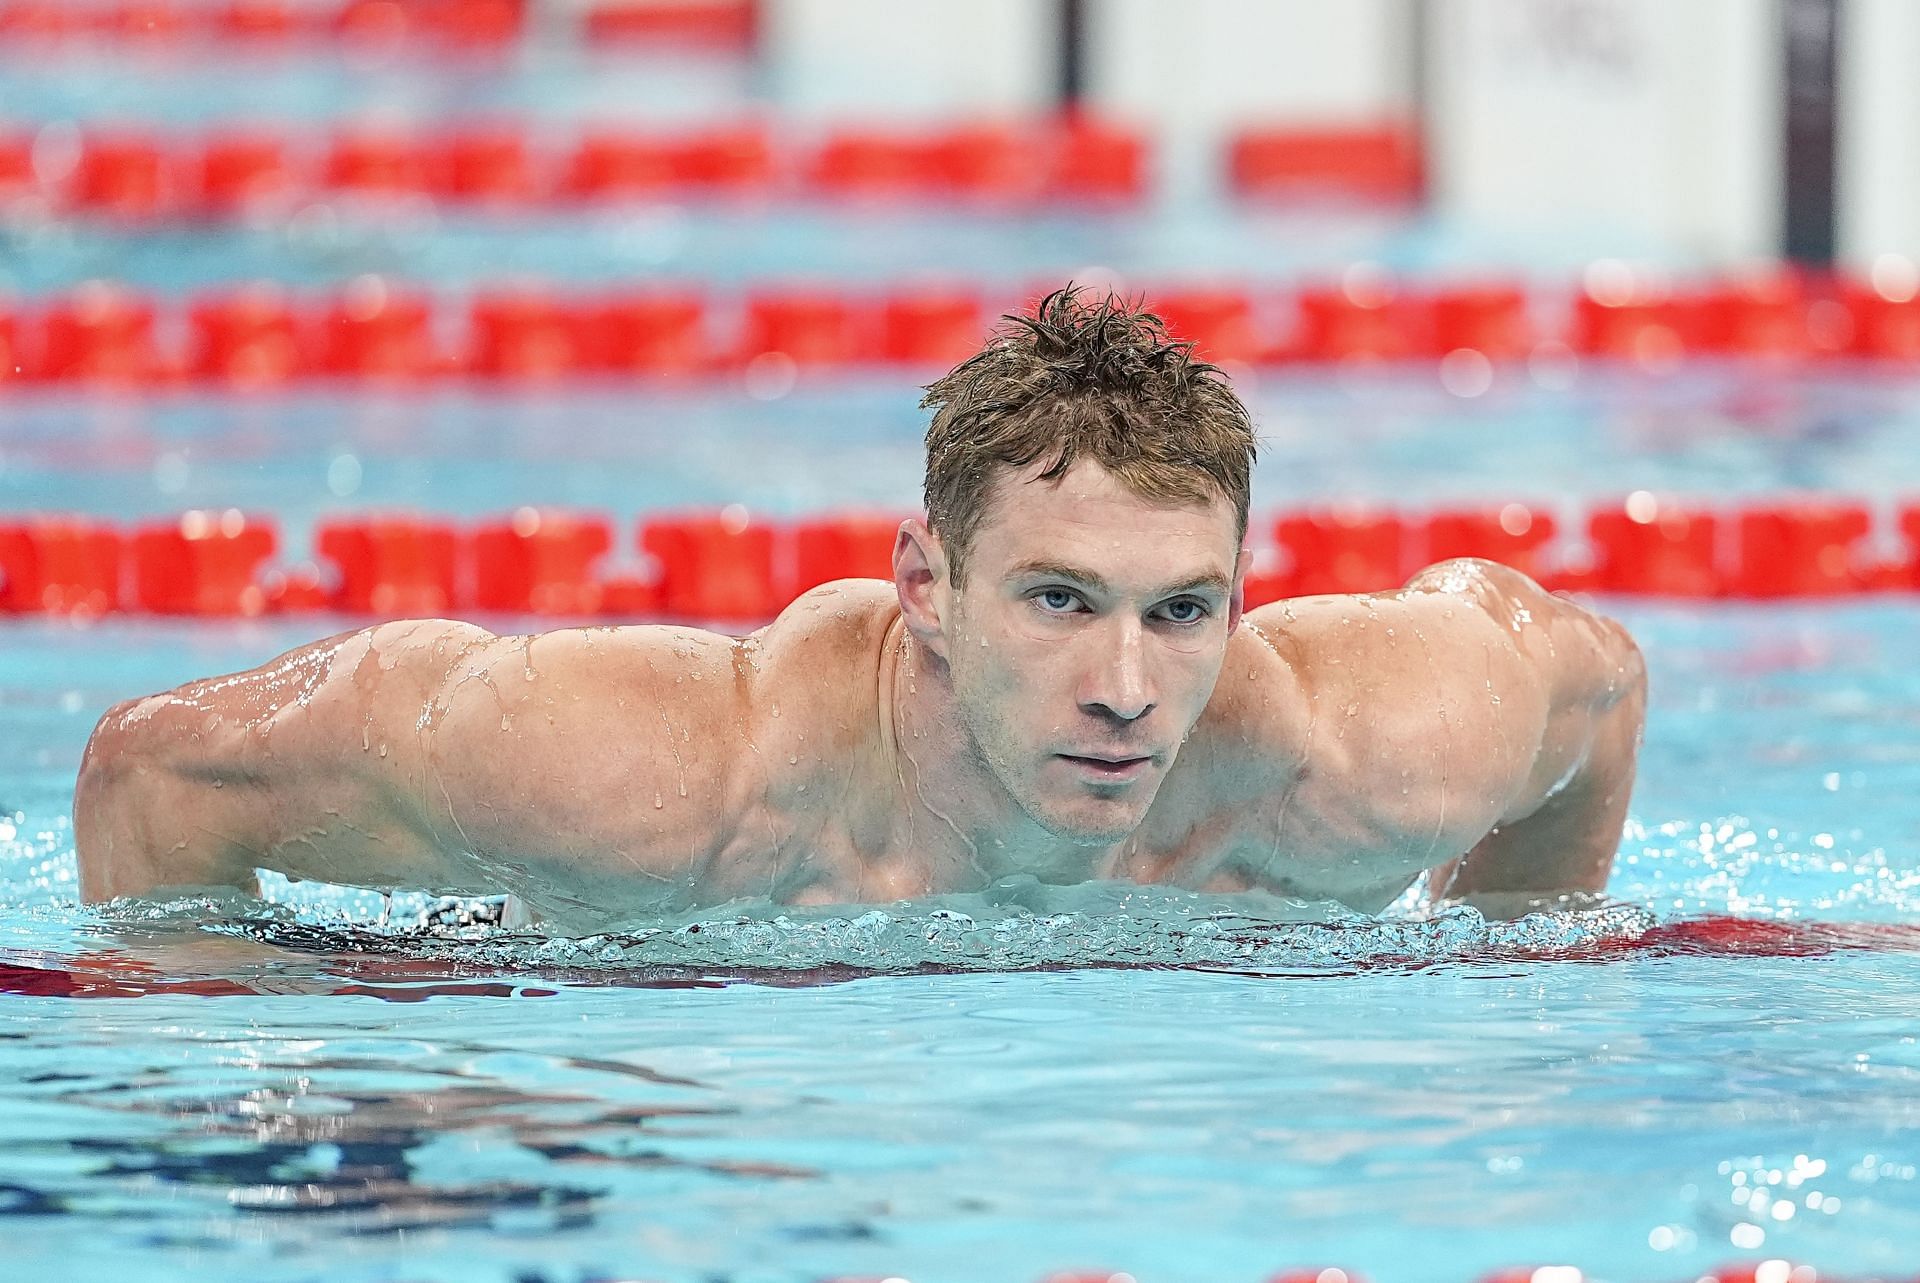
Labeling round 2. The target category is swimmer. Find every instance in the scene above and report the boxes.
[74,289,1646,928]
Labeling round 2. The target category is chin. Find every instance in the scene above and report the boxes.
[1020,796,1150,847]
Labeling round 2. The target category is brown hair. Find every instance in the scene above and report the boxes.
[921,286,1257,585]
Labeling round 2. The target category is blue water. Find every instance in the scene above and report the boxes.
[5,28,1920,1283]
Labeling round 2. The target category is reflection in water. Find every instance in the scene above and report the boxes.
[13,1027,821,1248]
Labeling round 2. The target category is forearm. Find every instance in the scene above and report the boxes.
[74,711,269,900]
[74,621,486,903]
[1434,677,1644,914]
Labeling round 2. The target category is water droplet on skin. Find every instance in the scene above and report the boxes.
[770,704,780,718]
[1345,702,1360,717]
[212,779,224,789]
[500,714,511,730]
[653,792,663,809]
[787,754,799,765]
[378,744,388,758]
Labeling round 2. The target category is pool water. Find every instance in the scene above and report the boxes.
[5,26,1920,1283]
[5,502,1920,1283]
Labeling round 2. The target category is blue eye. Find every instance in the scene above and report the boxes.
[1037,588,1078,613]
[1160,599,1208,624]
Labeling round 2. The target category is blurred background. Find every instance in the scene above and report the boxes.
[0,0,1915,617]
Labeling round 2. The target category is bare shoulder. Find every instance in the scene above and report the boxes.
[1197,563,1611,876]
[743,578,900,762]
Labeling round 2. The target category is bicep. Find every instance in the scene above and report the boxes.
[1250,591,1555,864]
[418,625,751,894]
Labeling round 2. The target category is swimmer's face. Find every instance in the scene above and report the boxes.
[935,459,1248,846]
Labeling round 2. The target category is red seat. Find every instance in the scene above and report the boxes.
[0,518,122,615]
[71,132,170,219]
[1228,124,1422,202]
[640,512,779,621]
[469,509,612,614]
[790,513,906,596]
[742,290,859,365]
[588,290,711,374]
[466,290,584,380]
[131,510,278,615]
[37,284,162,382]
[191,132,298,217]
[1731,500,1872,597]
[877,289,981,365]
[313,280,440,378]
[1274,508,1412,595]
[1150,290,1264,364]
[188,284,304,386]
[316,516,460,615]
[1587,498,1722,595]
[1423,504,1558,579]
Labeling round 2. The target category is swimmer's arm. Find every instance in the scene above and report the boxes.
[1239,559,1643,916]
[75,621,748,903]
[75,621,498,901]
[1404,560,1647,916]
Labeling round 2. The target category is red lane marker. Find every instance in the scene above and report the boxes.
[131,509,278,616]
[1229,123,1423,203]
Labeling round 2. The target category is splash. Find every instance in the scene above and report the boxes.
[187,873,1661,978]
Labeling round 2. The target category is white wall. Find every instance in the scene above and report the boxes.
[760,0,1058,121]
[1427,0,1782,262]
[1838,0,1920,271]
[1083,0,1414,131]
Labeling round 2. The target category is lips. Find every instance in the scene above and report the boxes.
[1058,752,1155,781]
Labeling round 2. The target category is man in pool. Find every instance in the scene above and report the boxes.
[74,289,1646,928]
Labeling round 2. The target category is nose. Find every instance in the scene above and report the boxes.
[1080,617,1156,723]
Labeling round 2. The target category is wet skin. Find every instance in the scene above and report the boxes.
[75,461,1647,930]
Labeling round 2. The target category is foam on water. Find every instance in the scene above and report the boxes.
[137,872,1659,979]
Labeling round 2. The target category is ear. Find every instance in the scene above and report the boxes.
[1226,546,1253,633]
[893,517,953,659]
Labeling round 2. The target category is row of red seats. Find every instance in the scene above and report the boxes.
[0,120,1147,218]
[10,269,1920,387]
[2,497,1914,621]
[0,1,754,50]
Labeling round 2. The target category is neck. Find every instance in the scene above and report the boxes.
[883,619,1118,890]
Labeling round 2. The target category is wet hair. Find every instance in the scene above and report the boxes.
[920,286,1257,585]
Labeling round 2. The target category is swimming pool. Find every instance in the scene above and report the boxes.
[5,24,1920,1283]
[5,372,1920,1281]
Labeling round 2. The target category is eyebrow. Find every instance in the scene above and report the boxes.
[1007,559,1232,600]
